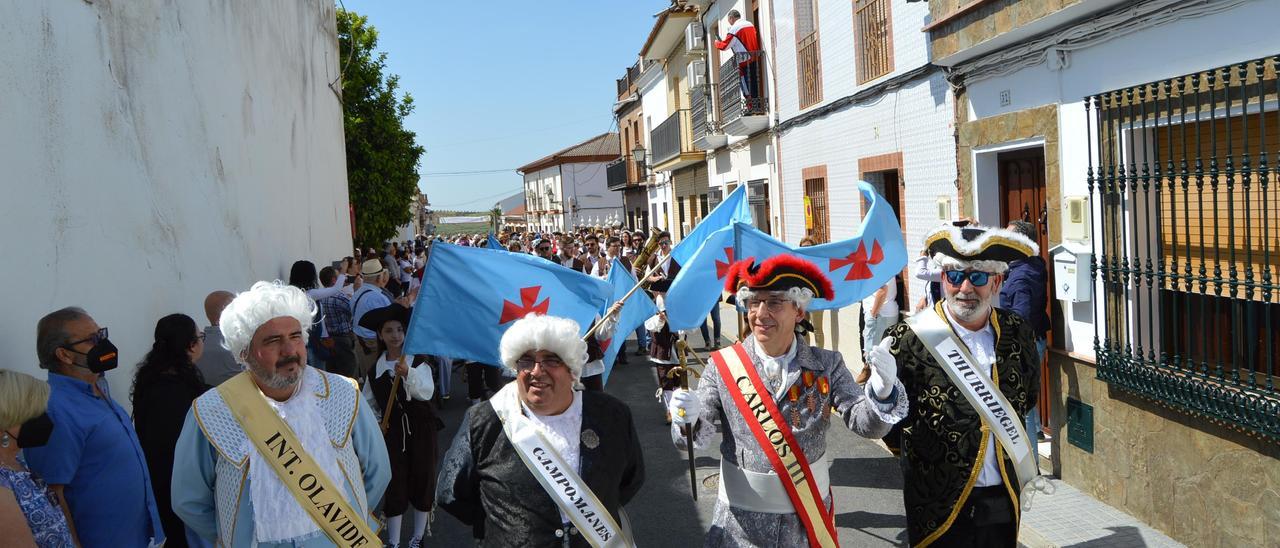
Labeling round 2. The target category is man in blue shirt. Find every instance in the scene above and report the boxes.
[24,307,164,547]
[351,259,395,380]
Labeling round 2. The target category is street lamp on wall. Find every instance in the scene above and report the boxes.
[632,144,647,179]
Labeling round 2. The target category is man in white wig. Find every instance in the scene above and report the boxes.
[668,254,908,547]
[172,281,390,547]
[436,314,645,547]
[874,224,1041,547]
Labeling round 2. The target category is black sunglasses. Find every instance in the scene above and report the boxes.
[943,270,992,287]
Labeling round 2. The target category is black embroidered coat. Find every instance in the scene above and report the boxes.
[888,305,1039,547]
[435,391,645,547]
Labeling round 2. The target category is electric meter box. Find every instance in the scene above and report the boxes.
[1050,242,1092,302]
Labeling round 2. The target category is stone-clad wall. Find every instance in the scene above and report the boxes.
[955,101,1062,241]
[1050,353,1280,547]
[928,0,1085,60]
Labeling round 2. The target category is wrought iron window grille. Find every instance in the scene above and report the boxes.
[1087,54,1280,443]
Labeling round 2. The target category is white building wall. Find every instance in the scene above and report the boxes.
[771,0,934,121]
[560,161,624,227]
[776,73,957,297]
[0,0,350,400]
[958,0,1280,356]
[638,61,674,232]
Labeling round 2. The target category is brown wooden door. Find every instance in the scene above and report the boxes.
[997,148,1053,436]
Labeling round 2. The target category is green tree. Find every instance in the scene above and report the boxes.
[337,8,425,247]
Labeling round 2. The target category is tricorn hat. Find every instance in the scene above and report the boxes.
[358,303,413,334]
[923,224,1038,273]
[723,254,835,300]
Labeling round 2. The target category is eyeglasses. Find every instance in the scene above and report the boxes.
[744,298,789,313]
[515,356,566,371]
[943,270,993,287]
[196,332,207,342]
[65,327,108,348]
[659,240,671,246]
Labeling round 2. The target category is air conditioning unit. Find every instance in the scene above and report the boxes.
[685,22,705,53]
[687,60,707,88]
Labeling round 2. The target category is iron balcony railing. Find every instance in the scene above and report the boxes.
[1087,54,1280,443]
[650,109,694,167]
[691,84,712,144]
[606,157,629,191]
[720,51,768,123]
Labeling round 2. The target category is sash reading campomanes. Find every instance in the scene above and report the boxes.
[711,344,839,548]
[490,384,634,548]
[218,373,378,547]
[906,307,1040,492]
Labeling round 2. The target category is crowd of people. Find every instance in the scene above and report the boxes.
[0,221,1048,548]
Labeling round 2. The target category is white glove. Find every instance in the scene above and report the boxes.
[867,337,898,400]
[669,389,701,427]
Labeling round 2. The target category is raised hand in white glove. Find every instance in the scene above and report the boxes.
[669,389,701,427]
[867,336,898,400]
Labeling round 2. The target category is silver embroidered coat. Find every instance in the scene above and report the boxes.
[675,334,908,547]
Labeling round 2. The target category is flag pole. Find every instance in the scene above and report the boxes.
[580,255,672,342]
[673,341,698,501]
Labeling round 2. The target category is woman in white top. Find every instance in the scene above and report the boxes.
[359,304,439,548]
[861,276,900,361]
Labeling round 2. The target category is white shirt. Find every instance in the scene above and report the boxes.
[942,305,1003,487]
[751,335,800,402]
[861,279,899,319]
[522,391,584,524]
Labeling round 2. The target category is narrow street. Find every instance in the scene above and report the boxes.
[418,334,908,547]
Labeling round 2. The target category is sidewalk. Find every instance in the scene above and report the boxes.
[1019,478,1184,548]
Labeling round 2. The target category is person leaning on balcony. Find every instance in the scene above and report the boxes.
[714,10,761,99]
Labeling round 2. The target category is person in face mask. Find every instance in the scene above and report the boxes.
[0,369,74,547]
[23,307,166,548]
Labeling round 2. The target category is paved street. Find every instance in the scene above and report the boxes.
[410,334,908,547]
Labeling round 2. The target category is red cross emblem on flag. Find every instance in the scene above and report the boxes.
[598,337,612,352]
[715,247,737,279]
[828,240,884,281]
[499,286,550,324]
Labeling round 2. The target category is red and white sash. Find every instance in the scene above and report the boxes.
[711,344,839,548]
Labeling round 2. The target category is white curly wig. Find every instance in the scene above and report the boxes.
[931,254,1010,275]
[220,280,317,363]
[734,286,815,312]
[499,314,588,389]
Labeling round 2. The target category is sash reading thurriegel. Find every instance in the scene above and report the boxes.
[711,344,839,548]
[217,373,378,547]
[489,384,634,548]
[906,307,1040,492]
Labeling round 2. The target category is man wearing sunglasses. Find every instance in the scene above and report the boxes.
[870,224,1042,547]
[25,307,165,547]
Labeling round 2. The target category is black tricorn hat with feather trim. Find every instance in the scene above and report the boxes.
[923,224,1039,273]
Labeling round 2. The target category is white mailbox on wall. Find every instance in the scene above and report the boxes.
[1050,242,1092,302]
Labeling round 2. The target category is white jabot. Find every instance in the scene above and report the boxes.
[245,369,344,543]
[521,391,585,523]
[751,335,800,402]
[942,305,1003,487]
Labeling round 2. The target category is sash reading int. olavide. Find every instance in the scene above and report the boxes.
[218,373,378,547]
[490,384,634,548]
[906,308,1040,492]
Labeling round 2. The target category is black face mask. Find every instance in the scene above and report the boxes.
[9,413,54,448]
[68,338,119,374]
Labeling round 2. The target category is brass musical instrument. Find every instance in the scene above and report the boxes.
[629,227,664,280]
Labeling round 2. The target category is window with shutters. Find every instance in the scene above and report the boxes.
[1088,55,1280,443]
[795,0,822,109]
[854,0,893,84]
[802,166,830,243]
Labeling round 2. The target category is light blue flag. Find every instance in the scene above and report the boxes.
[669,183,752,266]
[599,258,659,384]
[664,182,907,330]
[405,243,612,366]
[487,233,503,250]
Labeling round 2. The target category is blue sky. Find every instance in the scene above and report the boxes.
[341,0,666,211]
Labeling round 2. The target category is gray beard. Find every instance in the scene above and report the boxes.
[248,360,302,390]
[946,291,993,324]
